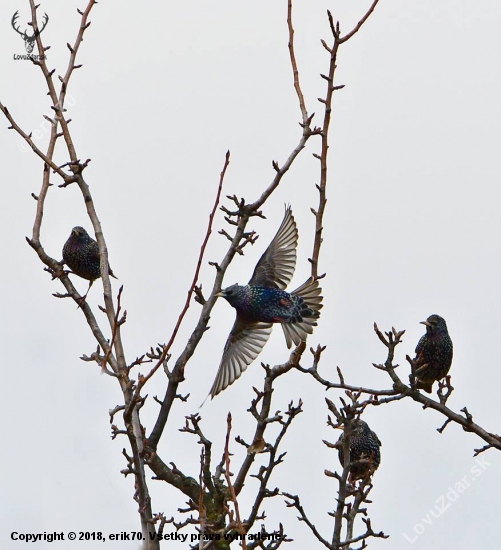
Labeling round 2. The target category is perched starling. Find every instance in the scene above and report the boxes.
[337,419,382,482]
[414,314,453,393]
[209,207,323,398]
[62,226,116,298]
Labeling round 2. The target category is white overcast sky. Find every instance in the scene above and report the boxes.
[1,1,501,549]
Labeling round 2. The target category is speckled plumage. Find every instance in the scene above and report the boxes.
[414,314,453,393]
[221,284,317,325]
[63,226,116,282]
[337,419,381,482]
[209,207,323,398]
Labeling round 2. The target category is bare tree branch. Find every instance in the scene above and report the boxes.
[224,413,247,548]
[287,0,309,124]
[338,0,381,44]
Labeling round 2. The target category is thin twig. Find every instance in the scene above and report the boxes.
[224,413,247,548]
[101,286,125,372]
[287,0,309,124]
[139,151,230,391]
[338,0,381,44]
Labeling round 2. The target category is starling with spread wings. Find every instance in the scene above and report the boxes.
[209,207,323,398]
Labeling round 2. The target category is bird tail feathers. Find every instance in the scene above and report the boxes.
[281,277,323,348]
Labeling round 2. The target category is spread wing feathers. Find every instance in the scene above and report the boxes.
[210,319,273,398]
[249,206,298,290]
[281,277,323,348]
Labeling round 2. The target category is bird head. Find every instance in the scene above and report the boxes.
[71,226,90,241]
[420,314,448,334]
[216,284,246,306]
[335,418,369,435]
[351,419,370,436]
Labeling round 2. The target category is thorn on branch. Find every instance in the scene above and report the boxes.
[300,113,315,129]
[220,204,238,218]
[473,444,494,457]
[109,404,125,424]
[219,228,233,242]
[371,363,385,371]
[320,39,332,53]
[337,366,345,384]
[53,292,72,299]
[437,418,453,434]
[223,215,239,226]
[194,285,206,305]
[461,407,473,424]
[310,344,326,368]
[406,354,418,389]
[437,375,454,405]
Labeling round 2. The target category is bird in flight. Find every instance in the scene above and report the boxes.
[209,207,323,398]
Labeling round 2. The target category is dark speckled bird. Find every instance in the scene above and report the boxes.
[414,314,453,393]
[337,419,381,482]
[209,207,323,398]
[62,226,117,298]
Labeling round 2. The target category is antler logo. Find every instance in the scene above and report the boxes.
[11,11,49,54]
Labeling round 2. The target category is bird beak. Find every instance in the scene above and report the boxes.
[215,291,224,298]
[420,320,432,327]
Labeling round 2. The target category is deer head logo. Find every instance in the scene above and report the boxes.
[11,11,49,54]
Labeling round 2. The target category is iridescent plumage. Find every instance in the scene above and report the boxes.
[62,226,116,299]
[337,419,382,482]
[414,314,453,393]
[209,207,322,398]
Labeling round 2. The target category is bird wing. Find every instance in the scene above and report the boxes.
[90,240,118,279]
[249,206,298,289]
[415,334,426,356]
[88,240,101,263]
[210,318,272,398]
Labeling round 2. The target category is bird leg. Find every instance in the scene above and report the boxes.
[77,279,94,308]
